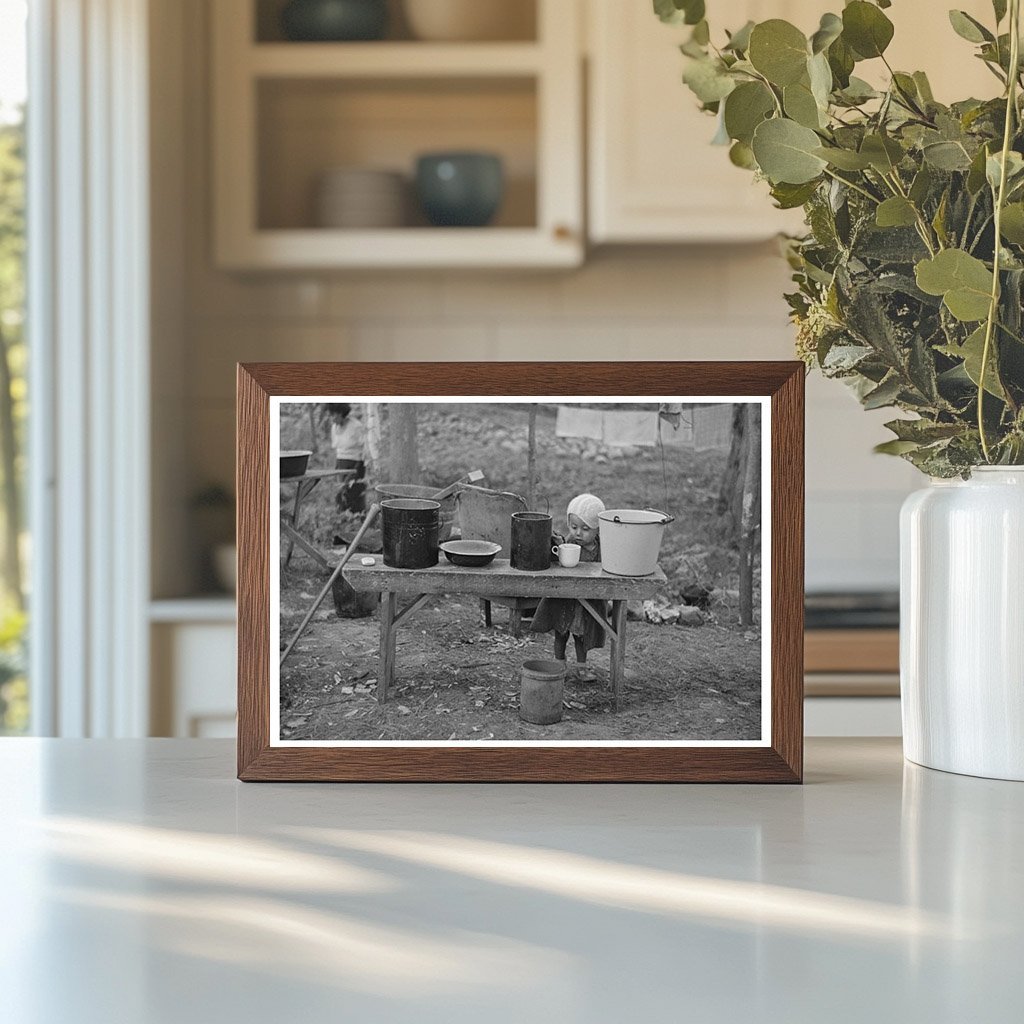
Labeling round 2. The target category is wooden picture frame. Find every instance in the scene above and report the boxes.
[237,362,804,782]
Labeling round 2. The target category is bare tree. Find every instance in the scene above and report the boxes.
[526,405,538,508]
[738,405,761,627]
[716,405,746,545]
[387,403,420,484]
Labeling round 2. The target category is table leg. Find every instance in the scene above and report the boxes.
[378,591,398,703]
[609,600,627,710]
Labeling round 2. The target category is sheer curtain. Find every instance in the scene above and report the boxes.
[28,0,150,736]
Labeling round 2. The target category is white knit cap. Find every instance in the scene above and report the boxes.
[566,493,605,529]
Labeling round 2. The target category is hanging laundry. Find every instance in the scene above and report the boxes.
[555,405,604,441]
[659,409,694,448]
[693,404,735,451]
[603,410,659,447]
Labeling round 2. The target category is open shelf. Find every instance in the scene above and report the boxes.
[257,76,537,232]
[254,0,538,44]
[249,42,544,77]
[212,0,581,268]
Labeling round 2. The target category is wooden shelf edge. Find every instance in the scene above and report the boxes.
[249,42,544,78]
[804,628,899,675]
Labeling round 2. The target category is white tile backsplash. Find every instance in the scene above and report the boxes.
[182,247,918,591]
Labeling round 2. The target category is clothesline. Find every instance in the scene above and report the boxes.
[554,405,733,452]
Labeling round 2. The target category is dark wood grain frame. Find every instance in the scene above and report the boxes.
[237,362,804,782]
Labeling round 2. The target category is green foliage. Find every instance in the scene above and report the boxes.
[659,0,1024,476]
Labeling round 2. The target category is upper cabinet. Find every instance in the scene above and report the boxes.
[211,0,584,269]
[587,0,815,243]
[586,0,999,245]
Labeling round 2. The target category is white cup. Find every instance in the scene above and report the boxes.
[553,542,581,568]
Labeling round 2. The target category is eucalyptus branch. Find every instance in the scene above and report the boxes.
[978,0,1021,461]
[822,167,880,205]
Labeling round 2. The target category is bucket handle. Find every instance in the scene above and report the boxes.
[611,508,675,525]
[646,507,675,525]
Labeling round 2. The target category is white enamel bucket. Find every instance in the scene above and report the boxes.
[598,508,674,577]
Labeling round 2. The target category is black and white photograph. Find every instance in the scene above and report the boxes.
[272,397,769,746]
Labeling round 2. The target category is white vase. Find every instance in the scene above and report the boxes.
[900,467,1024,780]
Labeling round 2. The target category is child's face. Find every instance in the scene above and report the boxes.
[567,513,597,547]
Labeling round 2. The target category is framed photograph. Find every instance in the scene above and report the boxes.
[237,362,803,782]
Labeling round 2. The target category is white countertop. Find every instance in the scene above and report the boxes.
[1,738,1021,1023]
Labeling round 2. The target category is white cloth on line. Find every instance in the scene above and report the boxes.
[603,410,658,447]
[555,405,604,441]
[659,413,694,448]
[694,404,735,451]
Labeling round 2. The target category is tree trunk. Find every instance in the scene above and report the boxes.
[387,403,420,484]
[738,405,761,628]
[0,324,22,608]
[716,405,747,545]
[526,405,538,508]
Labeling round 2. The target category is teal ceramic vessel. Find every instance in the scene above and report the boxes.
[281,0,388,41]
[415,152,505,227]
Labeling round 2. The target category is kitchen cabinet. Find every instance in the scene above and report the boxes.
[586,0,998,244]
[211,0,583,269]
[587,0,811,243]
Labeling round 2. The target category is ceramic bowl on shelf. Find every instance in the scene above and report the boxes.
[315,167,407,229]
[414,152,504,227]
[403,0,534,42]
[281,0,388,42]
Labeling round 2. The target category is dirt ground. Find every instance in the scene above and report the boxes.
[279,596,762,742]
[277,401,763,742]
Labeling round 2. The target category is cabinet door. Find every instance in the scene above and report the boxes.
[588,0,812,243]
[588,0,996,244]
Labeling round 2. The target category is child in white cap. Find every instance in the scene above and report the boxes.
[530,492,608,672]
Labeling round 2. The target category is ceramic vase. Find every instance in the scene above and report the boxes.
[900,467,1024,780]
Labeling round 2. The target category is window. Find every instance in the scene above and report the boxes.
[0,0,27,734]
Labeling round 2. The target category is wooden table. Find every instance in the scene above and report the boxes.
[343,557,667,706]
[280,468,354,570]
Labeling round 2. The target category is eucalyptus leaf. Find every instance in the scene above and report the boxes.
[1000,203,1024,245]
[913,71,935,104]
[771,180,820,209]
[915,249,994,322]
[862,374,903,409]
[842,1,895,59]
[724,81,775,144]
[874,439,922,455]
[752,118,828,184]
[729,140,758,169]
[923,140,973,171]
[808,52,833,109]
[876,197,918,228]
[827,36,856,89]
[909,165,934,205]
[683,57,737,104]
[948,10,994,44]
[861,133,904,173]
[814,146,872,170]
[810,13,843,54]
[724,20,755,53]
[784,80,824,129]
[940,325,1006,398]
[986,150,1024,190]
[967,144,991,194]
[748,20,809,87]
[653,0,705,26]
